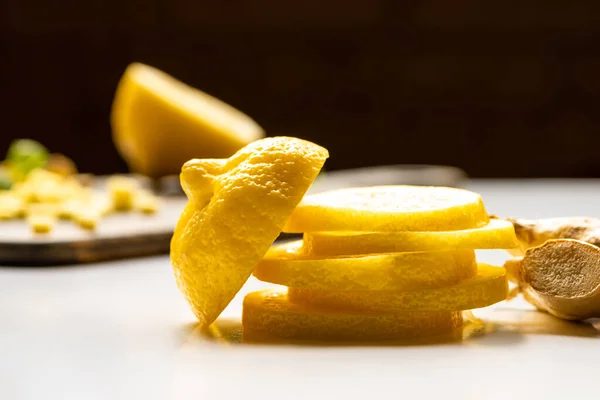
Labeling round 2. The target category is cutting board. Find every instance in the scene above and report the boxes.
[0,165,466,266]
[0,197,187,266]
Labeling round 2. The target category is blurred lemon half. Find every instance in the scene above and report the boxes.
[111,63,265,178]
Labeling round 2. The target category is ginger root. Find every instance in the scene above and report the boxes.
[503,216,600,255]
[505,239,600,320]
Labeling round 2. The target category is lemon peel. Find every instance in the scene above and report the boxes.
[243,288,463,341]
[283,185,489,233]
[288,264,508,312]
[171,137,328,328]
[304,219,518,256]
[253,240,477,291]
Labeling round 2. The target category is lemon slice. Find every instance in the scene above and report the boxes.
[283,185,489,233]
[304,219,518,256]
[243,288,463,341]
[288,264,507,312]
[171,137,328,328]
[111,63,265,177]
[253,240,477,291]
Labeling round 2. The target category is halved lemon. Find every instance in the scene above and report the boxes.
[171,137,328,328]
[111,63,265,177]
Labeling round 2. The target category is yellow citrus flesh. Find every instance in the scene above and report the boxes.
[171,137,328,328]
[243,288,463,341]
[304,219,518,256]
[283,185,489,233]
[111,63,265,177]
[253,240,477,291]
[288,264,508,312]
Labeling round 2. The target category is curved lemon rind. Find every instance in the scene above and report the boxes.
[171,137,328,328]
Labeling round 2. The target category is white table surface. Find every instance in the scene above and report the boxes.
[1,179,599,400]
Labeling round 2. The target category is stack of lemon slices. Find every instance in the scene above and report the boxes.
[246,186,518,341]
[170,136,519,342]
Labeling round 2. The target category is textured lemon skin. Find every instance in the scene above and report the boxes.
[283,185,489,233]
[171,137,328,328]
[253,240,477,291]
[243,288,463,341]
[288,264,508,312]
[111,63,265,177]
[304,219,518,256]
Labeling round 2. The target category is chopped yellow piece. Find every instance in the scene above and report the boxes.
[288,264,508,312]
[61,177,89,200]
[243,288,463,341]
[171,137,328,328]
[0,150,159,233]
[0,193,24,219]
[27,214,56,234]
[26,202,60,217]
[59,198,83,220]
[111,63,265,177]
[254,240,477,291]
[15,169,67,203]
[107,176,138,211]
[92,196,114,216]
[61,195,110,229]
[134,190,159,214]
[3,168,112,233]
[283,185,489,233]
[72,207,102,230]
[304,219,519,256]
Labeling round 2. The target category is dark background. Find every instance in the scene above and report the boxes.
[2,1,600,177]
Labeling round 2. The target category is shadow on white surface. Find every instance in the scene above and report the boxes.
[182,307,599,349]
[486,308,600,338]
